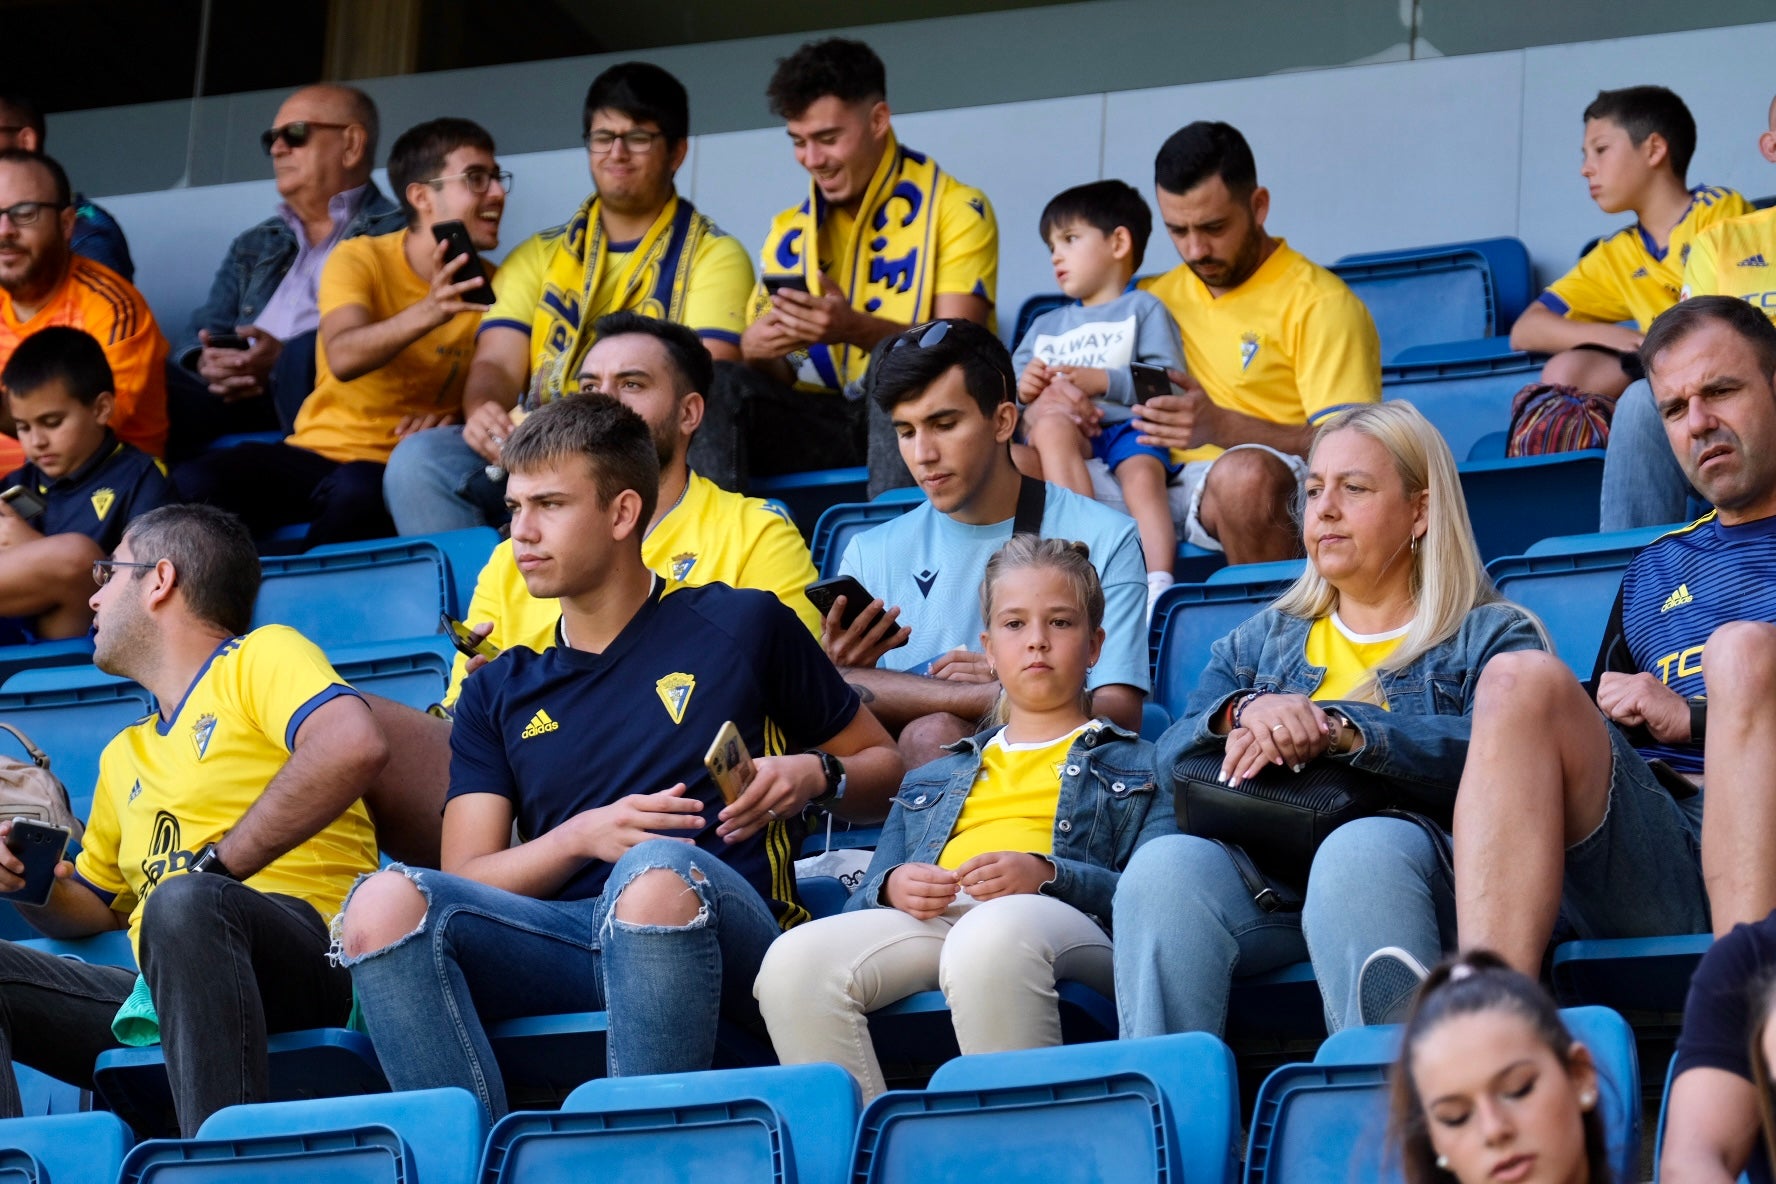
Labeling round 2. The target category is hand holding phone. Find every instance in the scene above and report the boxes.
[763,275,810,298]
[0,484,47,521]
[806,575,878,631]
[441,614,501,661]
[205,332,252,351]
[1129,362,1176,404]
[0,819,69,907]
[431,221,496,306]
[703,721,757,805]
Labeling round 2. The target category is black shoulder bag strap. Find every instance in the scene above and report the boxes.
[1012,476,1047,537]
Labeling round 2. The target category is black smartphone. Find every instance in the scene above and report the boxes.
[0,484,47,521]
[206,333,252,351]
[440,613,501,661]
[807,575,880,630]
[431,220,496,306]
[0,819,69,907]
[1130,362,1175,404]
[763,275,810,297]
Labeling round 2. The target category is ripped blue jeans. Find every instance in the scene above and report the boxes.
[335,838,782,1121]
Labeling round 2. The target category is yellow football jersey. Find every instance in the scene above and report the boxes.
[938,724,1089,870]
[1141,240,1381,465]
[1682,205,1776,322]
[445,472,820,705]
[1542,186,1752,331]
[74,626,380,949]
[1305,613,1407,704]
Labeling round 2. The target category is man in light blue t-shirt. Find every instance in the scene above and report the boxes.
[825,318,1150,768]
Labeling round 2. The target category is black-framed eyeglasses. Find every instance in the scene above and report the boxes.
[260,121,352,155]
[586,129,666,155]
[0,200,68,228]
[427,168,514,196]
[92,560,157,587]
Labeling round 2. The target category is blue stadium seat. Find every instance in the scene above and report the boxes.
[799,874,851,919]
[0,636,96,690]
[1487,527,1672,676]
[0,1111,133,1184]
[254,538,451,650]
[1203,559,1306,587]
[374,527,499,620]
[474,1063,858,1184]
[1383,351,1542,462]
[1549,932,1712,1014]
[120,1087,484,1184]
[486,1012,776,1109]
[1173,541,1228,584]
[1139,701,1171,742]
[1245,1060,1399,1183]
[1,664,138,694]
[17,929,136,967]
[866,980,1119,1082]
[809,499,922,579]
[1011,292,1076,349]
[0,680,155,821]
[1226,960,1327,1042]
[1457,451,1605,562]
[1337,237,1534,327]
[206,431,285,452]
[751,467,868,534]
[1149,575,1297,717]
[329,639,455,713]
[871,1032,1240,1184]
[1330,247,1495,362]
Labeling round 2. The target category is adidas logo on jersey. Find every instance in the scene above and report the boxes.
[1739,253,1769,268]
[520,709,560,739]
[1660,583,1693,613]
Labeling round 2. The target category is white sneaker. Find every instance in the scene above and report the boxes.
[1146,571,1175,618]
[1357,946,1431,1027]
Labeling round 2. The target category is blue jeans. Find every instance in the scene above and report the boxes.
[339,839,783,1122]
[382,426,509,535]
[1599,379,1702,531]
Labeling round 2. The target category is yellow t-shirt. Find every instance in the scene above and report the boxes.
[482,220,755,366]
[938,723,1090,871]
[1541,186,1752,332]
[74,626,380,950]
[1140,240,1381,465]
[1681,205,1776,322]
[444,472,820,705]
[1305,613,1408,704]
[288,231,490,465]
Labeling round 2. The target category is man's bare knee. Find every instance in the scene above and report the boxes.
[1540,349,1629,399]
[613,866,705,927]
[1474,649,1575,716]
[339,870,427,958]
[1702,621,1776,696]
[899,712,974,770]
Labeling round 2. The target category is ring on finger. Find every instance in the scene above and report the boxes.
[1271,724,1287,734]
[765,807,779,821]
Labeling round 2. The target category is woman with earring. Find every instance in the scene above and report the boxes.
[1113,402,1548,1040]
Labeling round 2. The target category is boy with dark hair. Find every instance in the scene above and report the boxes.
[1510,85,1750,404]
[173,117,506,549]
[1016,179,1185,609]
[0,326,170,642]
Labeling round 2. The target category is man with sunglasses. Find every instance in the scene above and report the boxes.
[173,118,505,550]
[382,61,753,536]
[168,85,401,461]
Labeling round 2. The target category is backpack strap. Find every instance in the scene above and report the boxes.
[1012,476,1047,537]
[0,723,49,770]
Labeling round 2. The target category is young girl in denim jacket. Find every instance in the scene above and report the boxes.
[754,536,1173,1099]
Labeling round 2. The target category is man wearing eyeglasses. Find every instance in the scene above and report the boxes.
[0,93,133,282]
[168,85,402,461]
[172,118,505,551]
[382,61,754,536]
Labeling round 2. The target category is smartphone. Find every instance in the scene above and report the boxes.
[763,275,810,297]
[1130,362,1174,404]
[703,720,757,806]
[440,614,501,661]
[806,575,878,631]
[431,220,496,306]
[206,332,252,351]
[0,819,69,907]
[0,484,47,521]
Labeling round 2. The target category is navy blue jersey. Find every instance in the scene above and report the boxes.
[4,432,171,553]
[449,578,860,924]
[1593,512,1776,774]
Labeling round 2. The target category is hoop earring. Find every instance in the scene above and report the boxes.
[1410,534,1420,556]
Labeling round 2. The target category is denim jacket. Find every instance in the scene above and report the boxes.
[1158,602,1546,815]
[848,721,1172,929]
[176,180,403,367]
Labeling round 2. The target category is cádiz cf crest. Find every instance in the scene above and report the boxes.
[655,673,695,725]
[91,488,116,521]
[671,552,698,580]
[191,713,217,760]
[1239,331,1260,372]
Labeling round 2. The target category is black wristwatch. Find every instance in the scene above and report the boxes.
[189,842,240,881]
[809,750,848,806]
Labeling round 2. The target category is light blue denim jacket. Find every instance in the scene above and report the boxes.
[848,721,1172,929]
[1158,602,1546,817]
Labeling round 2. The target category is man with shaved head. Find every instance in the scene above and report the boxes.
[168,85,403,458]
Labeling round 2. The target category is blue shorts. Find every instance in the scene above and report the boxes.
[1092,420,1173,474]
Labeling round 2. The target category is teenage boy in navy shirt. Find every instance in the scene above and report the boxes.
[0,326,170,643]
[336,393,900,1123]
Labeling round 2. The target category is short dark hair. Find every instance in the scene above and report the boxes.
[869,319,1014,417]
[501,393,661,527]
[0,94,45,143]
[1642,295,1776,380]
[0,148,70,207]
[1038,179,1153,272]
[387,117,495,226]
[123,505,261,636]
[1154,120,1258,198]
[1,327,113,405]
[1583,85,1696,180]
[766,38,887,121]
[581,62,689,145]
[590,311,713,398]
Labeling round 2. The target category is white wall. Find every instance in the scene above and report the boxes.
[99,19,1776,345]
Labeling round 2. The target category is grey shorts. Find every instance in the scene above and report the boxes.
[1087,443,1308,552]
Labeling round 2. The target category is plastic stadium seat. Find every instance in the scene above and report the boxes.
[809,499,922,579]
[865,982,1120,1084]
[1139,701,1171,742]
[1487,528,1669,676]
[1549,932,1713,1015]
[486,1013,777,1110]
[0,636,95,689]
[254,539,450,650]
[17,929,136,967]
[0,1111,133,1184]
[472,1063,858,1184]
[1330,248,1495,362]
[1226,960,1327,1042]
[1383,351,1542,462]
[1,664,138,694]
[206,431,285,452]
[1149,575,1297,717]
[866,1032,1239,1184]
[0,680,155,821]
[1245,1060,1400,1183]
[751,467,866,534]
[1011,292,1076,349]
[1337,237,1534,327]
[1457,451,1605,562]
[376,527,500,620]
[1203,559,1306,586]
[119,1087,485,1184]
[799,874,851,919]
[1392,336,1528,366]
[329,639,455,713]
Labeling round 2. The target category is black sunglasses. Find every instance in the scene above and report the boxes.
[260,121,351,155]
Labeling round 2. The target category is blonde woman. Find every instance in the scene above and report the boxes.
[1113,401,1547,1038]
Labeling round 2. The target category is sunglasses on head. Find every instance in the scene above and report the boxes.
[260,121,351,155]
[884,320,1013,403]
